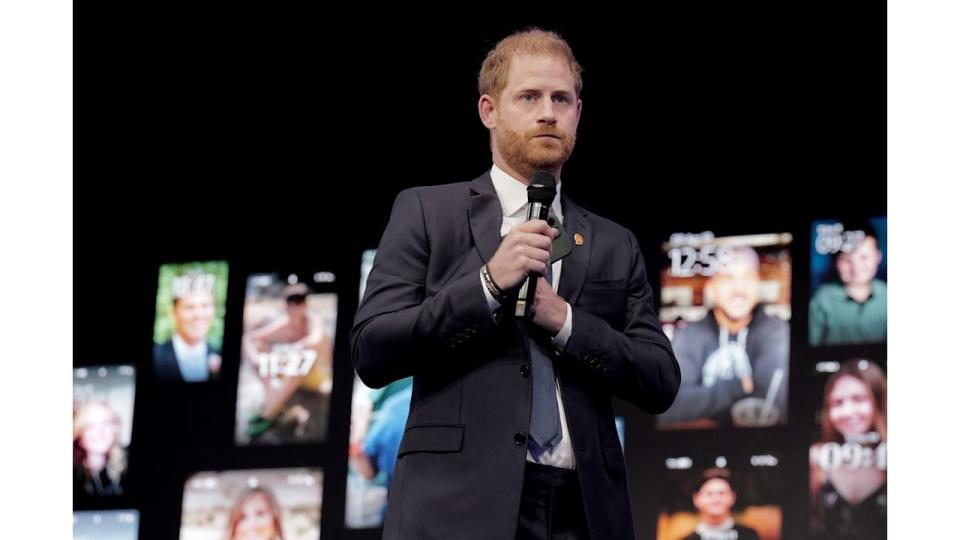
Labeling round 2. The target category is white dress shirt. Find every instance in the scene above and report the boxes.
[480,163,576,469]
[172,333,210,382]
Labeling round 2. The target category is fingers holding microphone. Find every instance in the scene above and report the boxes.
[487,220,557,291]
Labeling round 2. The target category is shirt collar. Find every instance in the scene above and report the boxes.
[490,163,564,222]
[172,333,207,357]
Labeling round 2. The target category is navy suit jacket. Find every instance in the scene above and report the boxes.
[351,172,680,539]
[153,340,217,382]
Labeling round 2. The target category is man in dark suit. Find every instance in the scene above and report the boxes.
[154,285,221,383]
[351,28,680,539]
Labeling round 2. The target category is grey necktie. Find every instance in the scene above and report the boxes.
[528,224,562,457]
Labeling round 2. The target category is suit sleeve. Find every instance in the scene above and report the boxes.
[560,229,681,413]
[350,189,500,388]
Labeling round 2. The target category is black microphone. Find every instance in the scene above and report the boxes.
[515,170,557,319]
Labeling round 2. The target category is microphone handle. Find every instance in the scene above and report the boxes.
[515,201,551,318]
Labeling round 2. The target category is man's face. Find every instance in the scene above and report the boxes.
[708,258,761,322]
[693,478,736,520]
[836,236,882,287]
[285,297,308,318]
[173,292,215,343]
[490,54,581,178]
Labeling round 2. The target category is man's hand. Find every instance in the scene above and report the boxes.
[531,277,568,336]
[487,220,557,290]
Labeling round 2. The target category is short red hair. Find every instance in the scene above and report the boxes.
[478,28,583,101]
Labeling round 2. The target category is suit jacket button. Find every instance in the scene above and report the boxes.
[514,432,527,447]
[520,365,530,378]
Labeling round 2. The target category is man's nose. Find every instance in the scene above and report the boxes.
[537,100,557,123]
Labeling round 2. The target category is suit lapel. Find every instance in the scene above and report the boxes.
[558,195,591,305]
[468,172,503,264]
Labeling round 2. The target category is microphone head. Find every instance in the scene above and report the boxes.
[527,170,557,205]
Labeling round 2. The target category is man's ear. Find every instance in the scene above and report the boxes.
[479,94,497,129]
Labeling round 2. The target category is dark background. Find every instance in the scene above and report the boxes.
[75,7,885,539]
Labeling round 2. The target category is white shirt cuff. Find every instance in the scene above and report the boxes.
[551,302,573,349]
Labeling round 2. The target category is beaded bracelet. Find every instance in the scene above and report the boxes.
[480,264,509,303]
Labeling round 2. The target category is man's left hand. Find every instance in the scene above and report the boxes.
[531,277,568,336]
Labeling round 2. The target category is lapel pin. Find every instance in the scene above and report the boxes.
[574,233,584,246]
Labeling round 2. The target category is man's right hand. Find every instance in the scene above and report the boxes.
[487,220,557,290]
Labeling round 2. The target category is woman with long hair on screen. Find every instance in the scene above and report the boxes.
[226,487,285,540]
[809,359,887,539]
[72,400,126,496]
